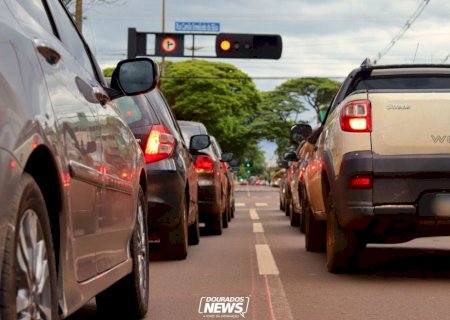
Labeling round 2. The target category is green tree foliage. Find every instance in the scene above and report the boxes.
[258,77,340,158]
[103,67,115,78]
[160,60,261,159]
[277,77,341,125]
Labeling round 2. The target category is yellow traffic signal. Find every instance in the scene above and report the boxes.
[219,39,232,52]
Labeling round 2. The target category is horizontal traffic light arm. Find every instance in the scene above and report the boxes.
[127,28,283,59]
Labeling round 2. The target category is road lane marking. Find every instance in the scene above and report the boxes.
[255,203,268,207]
[253,222,264,233]
[235,203,246,207]
[255,244,279,275]
[249,209,259,220]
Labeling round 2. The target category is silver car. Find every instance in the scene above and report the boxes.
[0,0,158,318]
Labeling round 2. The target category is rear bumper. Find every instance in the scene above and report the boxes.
[332,151,450,240]
[146,162,185,230]
[197,175,222,218]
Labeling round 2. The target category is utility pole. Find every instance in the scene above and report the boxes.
[75,0,83,32]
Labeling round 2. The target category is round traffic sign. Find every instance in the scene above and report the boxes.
[161,37,177,53]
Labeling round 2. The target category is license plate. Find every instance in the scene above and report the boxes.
[433,194,450,217]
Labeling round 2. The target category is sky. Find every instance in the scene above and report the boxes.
[80,0,449,163]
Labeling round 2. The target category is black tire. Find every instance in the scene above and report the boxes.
[289,201,300,227]
[0,174,58,320]
[231,196,235,219]
[97,187,149,319]
[188,204,200,246]
[304,203,326,252]
[326,194,361,273]
[208,212,223,235]
[161,194,188,260]
[299,188,306,234]
[284,195,291,217]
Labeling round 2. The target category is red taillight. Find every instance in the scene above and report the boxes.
[340,100,371,132]
[348,175,372,189]
[195,155,214,174]
[144,124,175,163]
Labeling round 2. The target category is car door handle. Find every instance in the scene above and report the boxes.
[92,86,110,105]
[33,39,61,65]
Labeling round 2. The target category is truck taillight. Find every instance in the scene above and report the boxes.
[144,124,175,163]
[195,155,214,174]
[340,100,371,132]
[348,175,372,189]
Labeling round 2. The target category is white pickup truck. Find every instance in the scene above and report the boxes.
[295,59,450,272]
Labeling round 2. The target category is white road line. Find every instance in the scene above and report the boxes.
[255,203,268,207]
[255,244,279,275]
[235,203,246,207]
[249,209,259,220]
[253,222,264,233]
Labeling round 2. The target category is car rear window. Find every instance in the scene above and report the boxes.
[355,75,450,91]
[116,95,153,128]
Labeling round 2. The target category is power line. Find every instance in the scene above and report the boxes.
[374,0,430,64]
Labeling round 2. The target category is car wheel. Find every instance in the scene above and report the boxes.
[222,206,229,229]
[161,195,188,260]
[0,174,58,320]
[188,202,200,246]
[231,196,235,219]
[326,194,361,273]
[97,186,149,319]
[304,203,326,252]
[299,188,306,234]
[289,201,300,227]
[208,211,223,235]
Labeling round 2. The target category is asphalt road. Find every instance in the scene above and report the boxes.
[69,185,450,320]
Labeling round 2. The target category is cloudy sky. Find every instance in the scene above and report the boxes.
[82,0,450,91]
[80,0,448,162]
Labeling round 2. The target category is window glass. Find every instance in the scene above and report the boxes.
[147,90,182,141]
[116,96,144,126]
[354,76,450,91]
[47,0,95,76]
[17,0,54,34]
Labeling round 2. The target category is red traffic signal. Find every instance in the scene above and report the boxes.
[215,33,282,59]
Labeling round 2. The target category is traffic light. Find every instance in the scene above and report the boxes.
[245,161,252,168]
[216,33,282,59]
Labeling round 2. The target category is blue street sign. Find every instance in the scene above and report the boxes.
[175,22,220,32]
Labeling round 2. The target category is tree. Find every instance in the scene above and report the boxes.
[159,60,261,159]
[276,77,341,125]
[257,77,340,158]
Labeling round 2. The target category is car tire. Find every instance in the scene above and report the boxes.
[188,204,200,246]
[0,174,58,320]
[231,196,235,219]
[289,201,300,227]
[222,206,229,229]
[284,195,291,217]
[304,203,326,252]
[161,195,188,260]
[97,186,149,319]
[326,195,361,273]
[208,212,223,235]
[299,188,306,234]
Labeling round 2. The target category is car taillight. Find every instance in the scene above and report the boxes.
[195,155,214,174]
[348,175,372,189]
[144,124,175,163]
[340,100,371,132]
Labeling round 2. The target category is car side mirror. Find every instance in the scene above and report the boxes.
[290,123,312,142]
[108,58,159,99]
[221,152,233,163]
[190,134,210,151]
[283,151,299,162]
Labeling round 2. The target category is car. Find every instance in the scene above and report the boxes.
[115,89,210,260]
[178,121,233,235]
[300,58,450,273]
[0,1,159,318]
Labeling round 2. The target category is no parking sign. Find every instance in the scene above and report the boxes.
[155,34,184,57]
